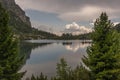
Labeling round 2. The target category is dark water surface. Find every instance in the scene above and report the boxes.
[19,40,91,79]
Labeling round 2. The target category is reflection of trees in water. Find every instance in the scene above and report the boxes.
[62,42,72,46]
[19,42,53,79]
[19,42,53,63]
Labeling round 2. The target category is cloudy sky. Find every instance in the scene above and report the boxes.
[15,0,120,35]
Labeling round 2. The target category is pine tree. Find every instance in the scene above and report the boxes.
[0,3,24,80]
[83,12,120,80]
[56,58,69,80]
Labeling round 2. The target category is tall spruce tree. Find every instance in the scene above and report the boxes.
[83,13,120,80]
[0,3,24,80]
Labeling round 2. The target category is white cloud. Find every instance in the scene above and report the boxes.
[65,42,91,52]
[65,45,79,52]
[65,22,79,30]
[114,22,119,26]
[64,22,92,35]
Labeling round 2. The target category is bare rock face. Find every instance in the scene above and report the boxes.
[0,0,32,34]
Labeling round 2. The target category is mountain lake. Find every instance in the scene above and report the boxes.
[19,40,91,79]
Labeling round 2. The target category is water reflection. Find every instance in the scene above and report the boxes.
[63,42,90,52]
[19,42,53,60]
[19,40,91,79]
[62,42,90,52]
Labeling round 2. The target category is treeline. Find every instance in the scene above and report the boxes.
[20,28,59,40]
[57,33,91,40]
[21,31,92,40]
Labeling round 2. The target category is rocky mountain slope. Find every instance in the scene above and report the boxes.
[0,0,58,39]
[0,0,32,34]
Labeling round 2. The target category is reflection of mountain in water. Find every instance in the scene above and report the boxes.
[19,42,53,64]
[62,42,91,52]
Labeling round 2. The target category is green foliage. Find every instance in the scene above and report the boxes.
[32,28,58,39]
[58,33,91,40]
[83,12,120,80]
[56,58,71,80]
[55,58,90,80]
[0,3,24,80]
[60,33,73,40]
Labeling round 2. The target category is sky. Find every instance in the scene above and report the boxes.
[15,0,120,35]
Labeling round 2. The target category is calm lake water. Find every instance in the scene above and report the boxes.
[19,40,91,79]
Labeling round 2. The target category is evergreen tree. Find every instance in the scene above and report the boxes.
[55,58,90,80]
[83,12,120,80]
[0,3,24,80]
[56,58,69,80]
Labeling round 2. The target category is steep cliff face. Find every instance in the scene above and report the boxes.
[0,0,32,34]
